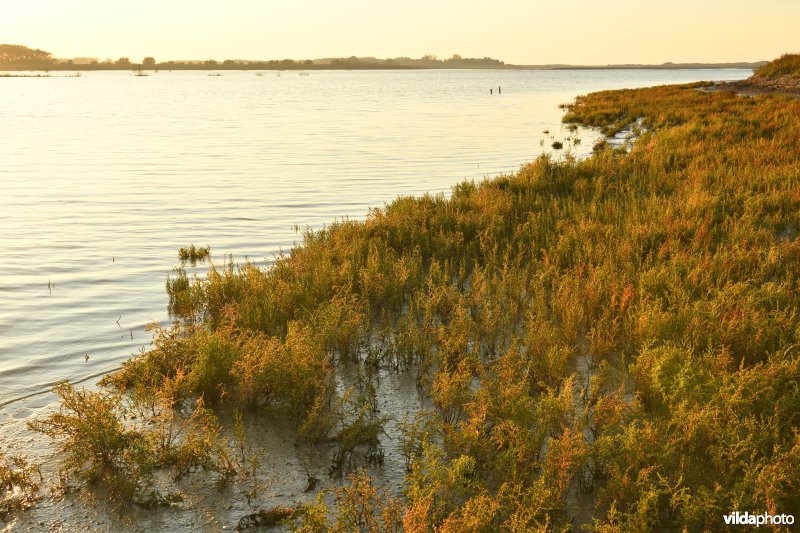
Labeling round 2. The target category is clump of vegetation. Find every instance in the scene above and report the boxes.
[290,470,403,532]
[28,381,239,503]
[0,454,41,521]
[754,53,800,78]
[551,140,563,149]
[327,388,388,476]
[27,382,152,501]
[177,244,210,262]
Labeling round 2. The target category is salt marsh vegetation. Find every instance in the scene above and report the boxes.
[16,55,800,530]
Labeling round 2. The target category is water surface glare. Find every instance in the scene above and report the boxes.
[0,69,749,409]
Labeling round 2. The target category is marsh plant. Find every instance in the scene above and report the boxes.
[290,470,403,532]
[28,381,240,504]
[0,454,42,521]
[177,244,210,263]
[27,383,153,501]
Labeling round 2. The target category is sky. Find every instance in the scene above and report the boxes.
[2,0,799,65]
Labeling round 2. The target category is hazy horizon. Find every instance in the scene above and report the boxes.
[3,0,798,66]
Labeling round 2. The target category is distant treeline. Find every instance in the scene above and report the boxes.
[0,45,507,71]
[0,44,769,72]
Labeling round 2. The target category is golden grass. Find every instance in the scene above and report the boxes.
[754,53,800,78]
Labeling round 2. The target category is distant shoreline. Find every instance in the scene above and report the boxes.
[1,63,764,73]
[0,45,766,72]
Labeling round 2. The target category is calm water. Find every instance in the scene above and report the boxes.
[0,68,749,411]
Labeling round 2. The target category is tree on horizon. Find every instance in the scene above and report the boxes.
[0,44,54,67]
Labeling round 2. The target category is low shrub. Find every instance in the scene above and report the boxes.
[0,454,41,521]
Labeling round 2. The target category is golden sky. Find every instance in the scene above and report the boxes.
[3,0,798,64]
